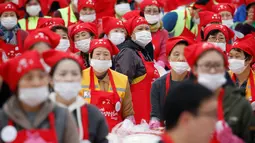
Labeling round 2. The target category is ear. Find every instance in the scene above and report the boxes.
[178,111,194,126]
[192,66,198,76]
[246,57,253,66]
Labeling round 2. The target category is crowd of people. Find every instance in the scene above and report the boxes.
[0,0,255,142]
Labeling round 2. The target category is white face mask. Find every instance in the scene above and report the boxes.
[134,31,152,48]
[54,82,81,101]
[198,73,226,91]
[109,32,125,45]
[192,18,200,24]
[1,17,17,30]
[170,62,189,75]
[18,86,49,107]
[144,14,160,24]
[135,0,143,3]
[56,39,70,52]
[222,19,234,28]
[79,14,96,22]
[75,38,91,53]
[228,59,247,74]
[26,5,41,16]
[115,3,131,16]
[90,59,112,73]
[73,0,78,8]
[12,0,19,5]
[209,42,226,52]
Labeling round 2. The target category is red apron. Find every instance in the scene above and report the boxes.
[161,133,174,143]
[231,70,255,103]
[8,112,58,143]
[89,68,122,130]
[131,52,160,123]
[81,105,89,140]
[0,30,23,59]
[67,6,77,27]
[210,88,225,143]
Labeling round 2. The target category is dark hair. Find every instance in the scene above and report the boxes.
[169,41,188,56]
[164,80,213,130]
[246,2,255,11]
[51,25,68,34]
[48,1,60,14]
[116,0,128,4]
[204,29,221,41]
[231,48,252,61]
[49,59,82,77]
[234,23,255,36]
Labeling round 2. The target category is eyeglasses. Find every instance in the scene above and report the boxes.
[207,36,226,43]
[197,63,225,72]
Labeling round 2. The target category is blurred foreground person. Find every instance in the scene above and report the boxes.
[160,80,217,143]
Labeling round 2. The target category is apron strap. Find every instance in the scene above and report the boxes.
[249,70,255,101]
[67,6,71,26]
[137,52,146,62]
[81,105,89,140]
[25,19,29,31]
[217,88,225,120]
[165,72,171,98]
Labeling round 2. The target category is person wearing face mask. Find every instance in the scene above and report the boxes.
[121,9,141,21]
[197,11,222,41]
[18,0,47,33]
[77,0,96,23]
[42,50,109,143]
[53,0,78,27]
[149,36,195,129]
[212,3,236,29]
[37,17,72,53]
[228,34,255,106]
[184,42,253,143]
[162,2,205,37]
[114,0,131,19]
[0,2,28,60]
[0,51,79,143]
[80,39,134,131]
[102,16,127,47]
[204,24,235,52]
[70,22,98,68]
[140,0,168,68]
[114,16,159,123]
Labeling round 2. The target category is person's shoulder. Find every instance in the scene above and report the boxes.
[224,85,249,105]
[153,72,169,85]
[86,104,104,119]
[110,69,128,81]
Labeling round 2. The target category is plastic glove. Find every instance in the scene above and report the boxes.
[126,116,136,124]
[156,61,165,68]
[216,120,244,143]
[149,118,160,129]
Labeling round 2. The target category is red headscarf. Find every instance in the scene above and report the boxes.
[124,16,148,35]
[166,36,195,56]
[37,17,65,29]
[122,10,141,21]
[69,22,98,40]
[0,51,44,91]
[89,39,119,56]
[0,2,18,15]
[212,3,236,16]
[204,24,235,42]
[140,0,164,11]
[78,0,95,12]
[102,16,125,35]
[199,11,222,27]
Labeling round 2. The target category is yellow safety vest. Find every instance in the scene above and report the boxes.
[170,8,198,37]
[59,5,77,27]
[18,16,51,31]
[229,71,255,101]
[80,68,128,103]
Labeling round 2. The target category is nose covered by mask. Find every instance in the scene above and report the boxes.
[56,39,70,52]
[18,86,49,107]
[222,19,234,28]
[170,62,190,74]
[109,32,125,45]
[209,42,226,52]
[54,82,81,101]
[26,5,41,16]
[144,14,160,24]
[79,14,96,22]
[75,38,91,53]
[228,59,247,74]
[1,17,17,30]
[115,3,131,16]
[90,59,112,73]
[134,31,152,47]
[198,73,227,91]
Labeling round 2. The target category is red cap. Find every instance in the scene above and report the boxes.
[0,40,22,59]
[37,18,65,29]
[0,2,18,15]
[24,28,61,51]
[69,22,98,40]
[204,24,234,42]
[122,10,141,21]
[246,0,255,6]
[199,11,221,27]
[166,36,196,56]
[212,3,236,16]
[89,39,119,56]
[231,34,255,62]
[124,16,148,35]
[140,0,164,11]
[184,42,228,68]
[42,49,84,69]
[78,0,95,12]
[0,51,44,91]
[102,16,125,35]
